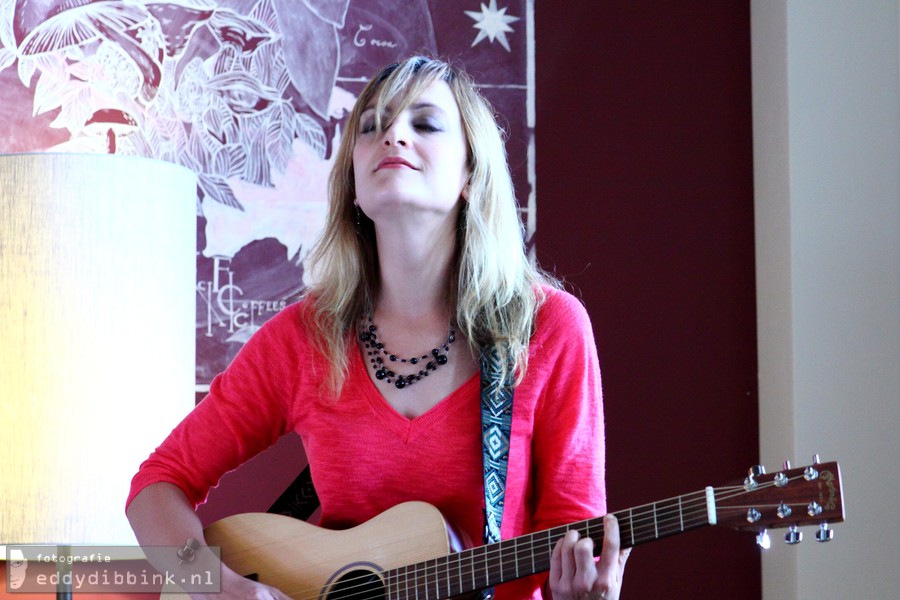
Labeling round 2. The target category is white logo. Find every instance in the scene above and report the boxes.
[9,549,28,590]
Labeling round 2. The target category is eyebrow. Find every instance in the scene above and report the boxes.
[361,101,446,115]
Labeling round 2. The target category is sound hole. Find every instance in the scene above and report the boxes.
[327,569,385,600]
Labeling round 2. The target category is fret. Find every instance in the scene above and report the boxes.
[428,559,441,598]
[396,564,407,600]
[514,534,533,578]
[653,501,659,539]
[646,497,686,542]
[529,529,552,576]
[628,508,635,546]
[422,562,431,600]
[435,556,447,600]
[496,539,503,584]
[401,564,409,600]
[410,562,419,600]
[496,539,516,582]
[414,561,420,600]
[450,552,458,598]
[513,536,519,579]
[485,544,492,588]
[462,548,468,597]
[465,545,488,593]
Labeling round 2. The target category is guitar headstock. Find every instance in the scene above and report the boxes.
[714,457,844,547]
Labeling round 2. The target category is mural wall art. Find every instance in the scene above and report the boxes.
[0,0,535,388]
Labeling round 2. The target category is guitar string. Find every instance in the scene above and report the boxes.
[284,480,786,600]
[281,479,790,600]
[279,493,716,600]
[279,476,808,600]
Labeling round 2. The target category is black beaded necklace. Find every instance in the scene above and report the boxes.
[359,316,456,389]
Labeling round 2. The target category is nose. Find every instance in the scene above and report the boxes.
[381,121,409,147]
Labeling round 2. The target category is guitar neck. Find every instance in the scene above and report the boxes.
[382,459,845,599]
[383,488,716,599]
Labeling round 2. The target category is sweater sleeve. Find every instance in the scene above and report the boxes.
[125,303,307,509]
[529,288,607,531]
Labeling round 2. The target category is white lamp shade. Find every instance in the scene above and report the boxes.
[0,153,197,547]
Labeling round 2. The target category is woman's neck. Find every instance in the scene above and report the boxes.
[372,211,457,324]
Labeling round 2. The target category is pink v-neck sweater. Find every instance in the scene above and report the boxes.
[128,286,606,599]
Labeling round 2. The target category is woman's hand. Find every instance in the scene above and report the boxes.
[548,514,631,600]
[188,567,293,600]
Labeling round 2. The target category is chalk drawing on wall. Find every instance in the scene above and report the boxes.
[0,0,534,387]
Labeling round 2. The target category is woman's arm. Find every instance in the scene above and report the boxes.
[127,482,292,600]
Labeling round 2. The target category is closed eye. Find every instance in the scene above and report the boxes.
[414,120,442,133]
[359,118,376,135]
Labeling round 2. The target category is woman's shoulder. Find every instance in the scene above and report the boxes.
[527,284,597,356]
[240,297,317,352]
[535,283,592,328]
[257,297,310,330]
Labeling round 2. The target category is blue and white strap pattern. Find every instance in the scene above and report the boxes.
[480,344,514,546]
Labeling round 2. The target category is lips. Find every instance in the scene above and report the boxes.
[376,156,417,171]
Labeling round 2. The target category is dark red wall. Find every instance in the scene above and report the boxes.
[534,2,759,598]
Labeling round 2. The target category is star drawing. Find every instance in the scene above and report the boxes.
[465,0,520,52]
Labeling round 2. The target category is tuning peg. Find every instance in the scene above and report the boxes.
[772,461,790,487]
[784,524,803,545]
[745,465,766,491]
[776,502,792,519]
[756,529,771,549]
[815,522,834,543]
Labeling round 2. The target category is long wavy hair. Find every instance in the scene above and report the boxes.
[304,55,554,395]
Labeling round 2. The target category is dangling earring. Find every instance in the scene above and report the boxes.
[354,202,362,235]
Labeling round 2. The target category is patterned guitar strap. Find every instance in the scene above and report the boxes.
[478,344,514,600]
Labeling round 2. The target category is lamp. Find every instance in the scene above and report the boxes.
[0,154,197,590]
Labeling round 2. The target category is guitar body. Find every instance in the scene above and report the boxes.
[205,501,455,600]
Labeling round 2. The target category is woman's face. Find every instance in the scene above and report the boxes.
[352,80,469,222]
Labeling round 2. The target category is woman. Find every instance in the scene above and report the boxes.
[126,55,628,600]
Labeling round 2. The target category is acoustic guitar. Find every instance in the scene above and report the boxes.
[201,459,844,600]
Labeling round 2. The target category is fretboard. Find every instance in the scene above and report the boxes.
[383,487,717,600]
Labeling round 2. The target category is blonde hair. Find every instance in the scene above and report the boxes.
[305,55,554,395]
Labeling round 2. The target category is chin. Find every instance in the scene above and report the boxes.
[363,197,460,221]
